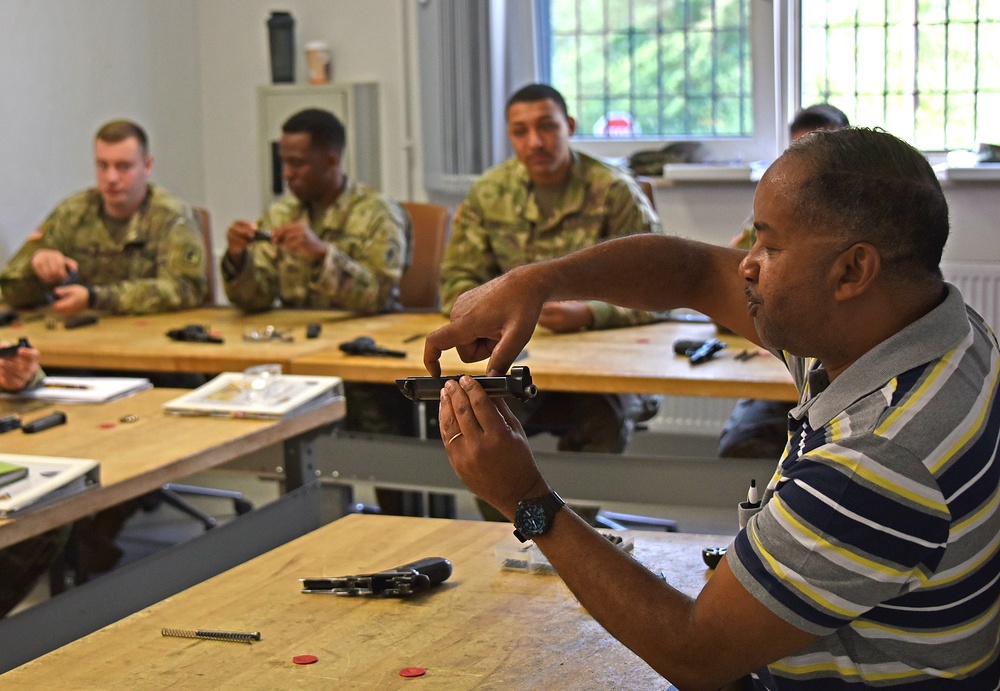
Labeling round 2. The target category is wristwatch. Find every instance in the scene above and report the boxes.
[513,491,565,542]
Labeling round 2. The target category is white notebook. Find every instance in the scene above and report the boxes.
[163,373,344,420]
[0,454,101,518]
[3,376,152,404]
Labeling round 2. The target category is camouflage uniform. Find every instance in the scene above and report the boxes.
[441,151,662,328]
[442,151,664,453]
[222,179,412,314]
[0,185,206,314]
[0,367,67,618]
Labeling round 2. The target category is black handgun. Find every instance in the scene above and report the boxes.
[300,556,452,597]
[673,338,727,365]
[396,366,538,402]
[339,336,406,358]
[0,338,30,358]
[166,324,224,344]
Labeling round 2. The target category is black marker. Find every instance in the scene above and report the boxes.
[22,412,67,433]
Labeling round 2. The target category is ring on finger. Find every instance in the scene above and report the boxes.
[447,432,464,445]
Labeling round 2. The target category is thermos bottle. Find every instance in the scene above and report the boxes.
[267,11,295,83]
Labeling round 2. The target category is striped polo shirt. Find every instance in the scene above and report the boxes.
[729,284,1000,689]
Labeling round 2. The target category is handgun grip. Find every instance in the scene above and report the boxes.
[392,556,452,586]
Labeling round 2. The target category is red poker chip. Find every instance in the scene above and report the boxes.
[399,667,426,678]
[293,654,318,665]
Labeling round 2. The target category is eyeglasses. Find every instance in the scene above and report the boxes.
[242,325,294,343]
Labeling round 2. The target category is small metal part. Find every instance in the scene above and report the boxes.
[161,627,261,644]
[396,366,538,402]
[702,547,727,569]
[119,414,139,423]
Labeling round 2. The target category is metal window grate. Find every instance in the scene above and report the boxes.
[545,0,752,139]
[801,1,1000,151]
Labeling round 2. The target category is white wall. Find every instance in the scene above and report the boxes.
[196,0,416,256]
[0,0,204,264]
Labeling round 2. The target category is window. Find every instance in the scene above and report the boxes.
[543,0,753,139]
[535,0,779,163]
[800,1,1000,152]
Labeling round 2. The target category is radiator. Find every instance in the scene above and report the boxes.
[645,396,738,437]
[647,262,1000,437]
[942,261,1000,330]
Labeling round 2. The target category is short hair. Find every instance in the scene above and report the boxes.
[782,127,948,280]
[790,104,850,137]
[506,83,569,120]
[282,108,346,154]
[95,120,149,156]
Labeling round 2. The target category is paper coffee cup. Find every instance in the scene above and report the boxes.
[305,41,331,84]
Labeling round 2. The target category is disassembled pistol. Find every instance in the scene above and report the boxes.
[396,366,538,402]
[300,556,453,597]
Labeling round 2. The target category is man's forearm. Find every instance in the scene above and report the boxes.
[529,234,752,334]
[531,509,745,689]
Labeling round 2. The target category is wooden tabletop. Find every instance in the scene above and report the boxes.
[0,388,346,549]
[0,308,797,401]
[0,514,730,689]
[288,312,798,401]
[0,307,357,374]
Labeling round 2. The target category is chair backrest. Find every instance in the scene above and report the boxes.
[398,201,449,310]
[635,176,657,213]
[193,207,216,305]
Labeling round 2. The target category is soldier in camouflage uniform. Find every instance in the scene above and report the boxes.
[223,108,413,435]
[0,341,63,618]
[222,109,411,314]
[441,84,664,456]
[0,120,206,315]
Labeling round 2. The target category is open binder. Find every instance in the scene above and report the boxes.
[0,454,100,518]
[162,373,343,420]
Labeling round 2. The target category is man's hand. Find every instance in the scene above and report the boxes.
[271,220,327,262]
[439,375,545,517]
[538,300,594,333]
[424,266,549,377]
[225,220,259,270]
[50,285,89,315]
[0,342,41,391]
[30,249,77,285]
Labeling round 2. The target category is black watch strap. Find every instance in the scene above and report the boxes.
[513,491,565,542]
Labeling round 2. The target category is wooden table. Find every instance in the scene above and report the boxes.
[0,307,356,374]
[0,388,344,549]
[1,308,796,400]
[0,514,731,689]
[288,312,798,401]
[0,388,347,673]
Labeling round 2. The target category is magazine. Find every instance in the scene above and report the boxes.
[163,373,344,420]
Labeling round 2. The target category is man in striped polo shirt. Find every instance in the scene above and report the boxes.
[426,127,1000,689]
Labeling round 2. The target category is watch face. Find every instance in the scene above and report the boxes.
[516,503,548,537]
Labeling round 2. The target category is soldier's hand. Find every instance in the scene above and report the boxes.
[50,285,89,315]
[538,301,594,333]
[226,220,258,268]
[0,342,41,392]
[30,250,77,285]
[271,221,327,262]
